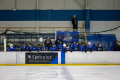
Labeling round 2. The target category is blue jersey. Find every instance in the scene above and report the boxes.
[20,46,28,51]
[57,44,63,51]
[71,44,78,51]
[49,47,57,51]
[28,46,35,51]
[87,46,93,51]
[62,47,69,51]
[7,47,17,51]
[36,47,43,51]
[79,46,85,51]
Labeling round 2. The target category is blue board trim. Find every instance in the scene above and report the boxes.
[50,55,58,64]
[85,9,90,31]
[61,51,65,64]
[90,10,120,21]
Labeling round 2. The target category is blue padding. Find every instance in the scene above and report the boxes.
[100,34,116,51]
[61,51,65,64]
[49,55,58,64]
[87,34,99,51]
[87,34,116,51]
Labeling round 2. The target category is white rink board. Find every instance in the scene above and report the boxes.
[0,52,16,64]
[0,51,120,64]
[65,51,120,64]
[0,52,62,64]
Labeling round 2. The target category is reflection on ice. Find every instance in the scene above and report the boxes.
[0,66,120,80]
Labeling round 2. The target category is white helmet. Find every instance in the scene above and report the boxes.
[10,44,13,48]
[88,42,91,45]
[63,44,66,47]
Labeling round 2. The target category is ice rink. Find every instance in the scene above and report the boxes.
[0,66,120,80]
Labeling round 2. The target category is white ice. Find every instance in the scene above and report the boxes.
[0,66,120,80]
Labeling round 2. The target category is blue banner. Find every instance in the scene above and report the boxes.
[56,31,79,43]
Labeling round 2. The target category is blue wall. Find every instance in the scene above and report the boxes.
[90,10,120,21]
[87,34,116,51]
[0,10,120,21]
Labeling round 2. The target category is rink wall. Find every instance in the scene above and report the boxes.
[0,51,120,65]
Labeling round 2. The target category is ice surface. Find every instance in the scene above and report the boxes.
[0,66,120,80]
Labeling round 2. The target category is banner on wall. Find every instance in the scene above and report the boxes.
[56,31,79,43]
[25,52,58,64]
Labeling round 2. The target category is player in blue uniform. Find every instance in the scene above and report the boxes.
[57,41,63,51]
[62,44,69,52]
[71,41,78,51]
[45,47,48,51]
[49,44,57,51]
[28,44,35,51]
[36,44,43,51]
[87,42,93,52]
[7,44,17,51]
[19,44,28,51]
[79,43,85,51]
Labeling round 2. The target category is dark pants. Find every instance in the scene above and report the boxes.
[73,24,78,31]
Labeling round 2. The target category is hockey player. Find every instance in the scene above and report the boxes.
[79,43,85,51]
[71,41,78,51]
[45,47,48,51]
[49,44,57,51]
[28,44,35,51]
[7,44,17,51]
[62,44,68,52]
[36,44,43,51]
[55,35,63,46]
[57,41,63,51]
[19,44,28,51]
[87,42,93,52]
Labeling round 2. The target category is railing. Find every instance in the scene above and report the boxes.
[0,26,85,34]
[0,27,36,34]
[39,27,84,33]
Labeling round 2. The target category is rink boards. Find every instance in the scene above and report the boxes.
[0,51,120,65]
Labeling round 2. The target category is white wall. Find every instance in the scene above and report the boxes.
[90,0,120,10]
[0,0,120,10]
[0,0,15,10]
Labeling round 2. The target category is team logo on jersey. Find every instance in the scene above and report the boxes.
[63,32,72,41]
